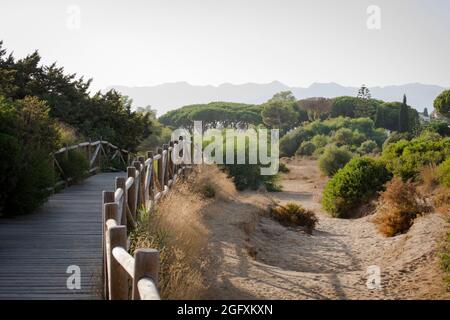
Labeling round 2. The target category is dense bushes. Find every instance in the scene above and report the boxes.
[318,145,353,177]
[279,117,387,157]
[381,132,450,180]
[271,202,318,234]
[357,140,378,154]
[296,141,316,156]
[322,157,392,217]
[0,96,59,216]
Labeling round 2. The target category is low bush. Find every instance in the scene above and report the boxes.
[357,140,378,155]
[279,127,309,157]
[322,157,392,217]
[373,177,430,237]
[318,145,353,177]
[311,134,329,149]
[296,141,316,156]
[271,202,318,234]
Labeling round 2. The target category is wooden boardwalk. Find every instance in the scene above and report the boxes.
[0,172,124,300]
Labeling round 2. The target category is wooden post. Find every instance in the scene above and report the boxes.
[108,225,129,300]
[132,249,159,300]
[157,147,164,192]
[163,144,169,187]
[146,151,154,202]
[115,177,127,226]
[133,160,142,209]
[168,141,174,180]
[102,191,115,299]
[179,136,185,170]
[127,166,137,218]
[104,201,118,299]
[138,156,146,204]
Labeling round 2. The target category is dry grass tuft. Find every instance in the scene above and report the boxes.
[420,164,441,192]
[129,164,236,299]
[433,186,450,215]
[271,202,318,234]
[188,165,237,200]
[374,177,431,237]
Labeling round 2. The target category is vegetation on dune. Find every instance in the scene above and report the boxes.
[271,202,318,234]
[322,157,392,217]
[280,117,387,157]
[318,145,353,177]
[373,177,430,237]
[381,132,450,181]
[129,165,235,299]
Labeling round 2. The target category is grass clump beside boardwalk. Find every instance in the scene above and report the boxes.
[129,165,236,299]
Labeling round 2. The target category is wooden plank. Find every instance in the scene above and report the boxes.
[0,172,125,300]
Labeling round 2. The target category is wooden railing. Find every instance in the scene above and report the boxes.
[102,137,188,300]
[52,140,132,189]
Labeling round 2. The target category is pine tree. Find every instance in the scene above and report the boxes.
[357,84,371,99]
[399,94,409,132]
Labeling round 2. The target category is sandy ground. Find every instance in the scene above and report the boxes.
[203,158,450,300]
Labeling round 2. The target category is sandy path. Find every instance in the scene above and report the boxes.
[204,158,449,299]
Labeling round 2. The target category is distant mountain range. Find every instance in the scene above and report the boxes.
[106,81,448,116]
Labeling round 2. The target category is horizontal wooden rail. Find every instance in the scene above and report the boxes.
[103,136,189,300]
[52,139,133,190]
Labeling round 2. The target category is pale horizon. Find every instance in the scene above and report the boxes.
[1,0,450,92]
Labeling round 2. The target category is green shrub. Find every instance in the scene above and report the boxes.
[382,131,412,150]
[322,157,392,217]
[0,96,59,216]
[422,121,450,137]
[381,133,450,180]
[357,140,378,154]
[311,134,329,149]
[279,127,309,157]
[279,117,387,157]
[318,145,353,177]
[438,157,450,187]
[296,141,316,156]
[57,149,90,183]
[220,133,282,191]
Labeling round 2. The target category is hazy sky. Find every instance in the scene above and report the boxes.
[1,0,449,92]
